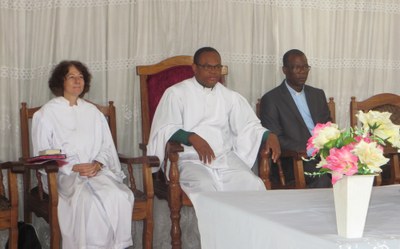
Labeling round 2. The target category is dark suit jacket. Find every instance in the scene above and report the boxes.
[260,81,331,152]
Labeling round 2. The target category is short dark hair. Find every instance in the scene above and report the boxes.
[193,47,220,65]
[48,60,91,97]
[282,49,305,67]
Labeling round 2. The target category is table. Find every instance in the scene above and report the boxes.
[190,185,400,249]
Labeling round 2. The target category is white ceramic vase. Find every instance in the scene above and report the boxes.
[333,174,374,238]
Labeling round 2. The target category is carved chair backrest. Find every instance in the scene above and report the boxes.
[20,101,117,159]
[350,93,400,127]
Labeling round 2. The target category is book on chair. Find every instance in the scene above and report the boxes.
[38,149,62,156]
[27,149,66,164]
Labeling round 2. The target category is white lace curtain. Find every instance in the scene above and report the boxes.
[1,0,400,248]
[1,0,400,161]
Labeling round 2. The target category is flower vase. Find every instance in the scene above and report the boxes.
[333,174,374,238]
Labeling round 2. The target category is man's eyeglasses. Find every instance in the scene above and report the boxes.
[286,65,311,73]
[196,64,223,72]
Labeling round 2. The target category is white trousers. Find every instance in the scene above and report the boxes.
[179,151,266,194]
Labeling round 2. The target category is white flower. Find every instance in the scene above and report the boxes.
[352,140,388,173]
[357,110,400,148]
[312,123,341,149]
[379,123,400,148]
[357,110,392,129]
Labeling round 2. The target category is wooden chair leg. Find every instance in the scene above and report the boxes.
[293,159,306,189]
[276,159,286,186]
[374,174,382,186]
[143,216,153,249]
[391,154,400,184]
[168,146,183,249]
[169,200,182,249]
[48,172,61,249]
[258,148,272,190]
[23,171,33,223]
[8,226,18,249]
[8,173,19,249]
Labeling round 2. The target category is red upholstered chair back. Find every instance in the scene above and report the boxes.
[147,65,194,124]
[136,55,228,145]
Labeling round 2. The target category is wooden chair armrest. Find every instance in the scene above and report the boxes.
[10,160,59,174]
[280,150,307,160]
[165,141,184,154]
[12,160,60,201]
[165,141,184,181]
[24,161,60,174]
[118,153,160,168]
[118,153,159,197]
[150,141,184,201]
[258,145,272,189]
[0,161,24,171]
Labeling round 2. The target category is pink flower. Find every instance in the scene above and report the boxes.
[323,145,359,184]
[354,135,371,143]
[307,122,341,156]
[306,137,319,156]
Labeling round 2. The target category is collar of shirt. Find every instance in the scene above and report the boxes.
[193,77,215,93]
[284,80,304,96]
[55,96,84,107]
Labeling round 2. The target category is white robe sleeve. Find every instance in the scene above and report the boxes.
[32,110,79,175]
[229,92,267,168]
[147,88,184,171]
[92,113,125,182]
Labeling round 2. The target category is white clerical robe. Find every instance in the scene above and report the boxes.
[147,77,267,194]
[32,97,133,249]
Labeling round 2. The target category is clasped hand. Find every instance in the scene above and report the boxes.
[72,162,102,177]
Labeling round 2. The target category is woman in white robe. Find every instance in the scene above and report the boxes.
[32,60,134,249]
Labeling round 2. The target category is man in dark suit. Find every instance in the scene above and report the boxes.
[260,49,331,188]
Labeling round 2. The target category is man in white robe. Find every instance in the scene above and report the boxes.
[147,47,280,195]
[32,97,134,249]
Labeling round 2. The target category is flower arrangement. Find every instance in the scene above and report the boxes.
[306,110,400,184]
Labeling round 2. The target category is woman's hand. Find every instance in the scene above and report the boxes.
[72,162,102,177]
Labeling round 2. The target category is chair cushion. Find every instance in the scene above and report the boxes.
[147,65,194,124]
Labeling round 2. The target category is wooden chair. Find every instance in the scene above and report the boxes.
[19,101,159,249]
[0,162,19,249]
[136,55,272,249]
[256,97,336,189]
[350,93,400,185]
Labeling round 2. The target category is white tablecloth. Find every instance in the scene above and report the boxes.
[190,185,400,249]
